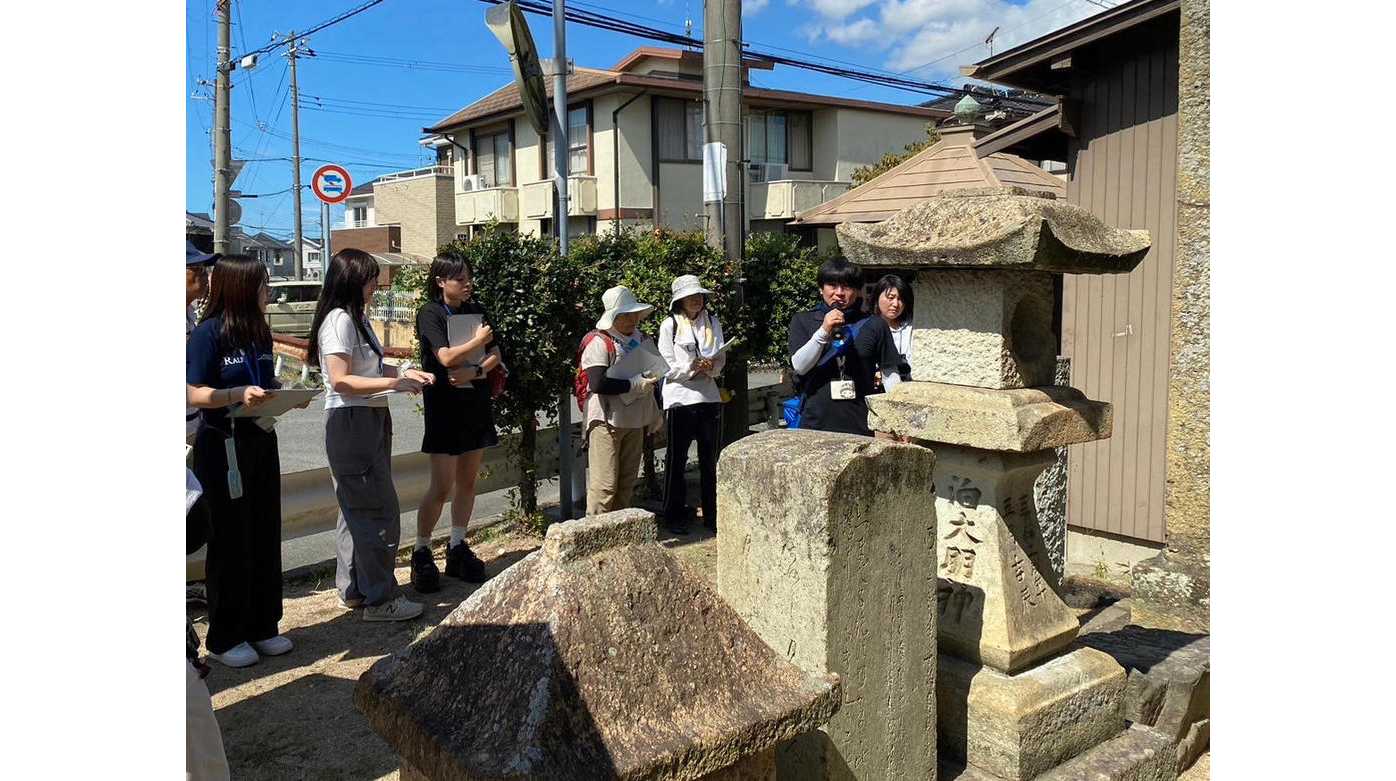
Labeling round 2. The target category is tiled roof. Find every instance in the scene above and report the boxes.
[426,68,618,132]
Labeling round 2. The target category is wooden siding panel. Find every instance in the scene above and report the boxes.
[1061,27,1177,544]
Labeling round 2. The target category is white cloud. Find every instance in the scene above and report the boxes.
[801,0,1101,80]
[824,18,885,47]
[746,0,771,13]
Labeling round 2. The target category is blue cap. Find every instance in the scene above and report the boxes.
[186,241,219,267]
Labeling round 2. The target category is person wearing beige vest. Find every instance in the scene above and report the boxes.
[580,286,663,515]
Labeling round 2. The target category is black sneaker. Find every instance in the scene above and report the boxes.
[445,542,488,583]
[410,547,441,593]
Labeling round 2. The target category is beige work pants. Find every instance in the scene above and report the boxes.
[587,424,645,516]
[186,662,230,781]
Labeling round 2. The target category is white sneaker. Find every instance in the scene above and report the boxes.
[251,636,293,656]
[211,642,259,668]
[363,595,424,622]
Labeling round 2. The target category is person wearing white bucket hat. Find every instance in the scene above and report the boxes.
[657,274,725,535]
[577,285,663,514]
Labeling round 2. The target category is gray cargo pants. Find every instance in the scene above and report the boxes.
[326,406,401,607]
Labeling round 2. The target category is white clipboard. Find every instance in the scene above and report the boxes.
[227,389,322,418]
[447,314,486,363]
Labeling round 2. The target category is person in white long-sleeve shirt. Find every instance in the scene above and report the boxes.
[657,275,725,535]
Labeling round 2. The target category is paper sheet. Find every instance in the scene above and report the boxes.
[447,314,486,363]
[227,389,322,418]
[606,342,670,381]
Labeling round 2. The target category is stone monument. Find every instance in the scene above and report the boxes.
[355,509,842,780]
[840,185,1163,780]
[716,431,938,780]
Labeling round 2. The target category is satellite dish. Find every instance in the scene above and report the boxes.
[485,0,550,136]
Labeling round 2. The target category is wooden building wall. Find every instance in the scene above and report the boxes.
[1062,19,1179,543]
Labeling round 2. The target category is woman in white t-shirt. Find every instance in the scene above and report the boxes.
[307,249,435,623]
[873,274,914,390]
[656,275,725,535]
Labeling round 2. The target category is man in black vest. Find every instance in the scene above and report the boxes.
[787,258,905,436]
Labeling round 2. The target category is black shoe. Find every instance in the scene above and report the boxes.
[445,542,488,583]
[410,547,441,593]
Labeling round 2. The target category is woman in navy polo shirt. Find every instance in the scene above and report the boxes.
[186,255,292,668]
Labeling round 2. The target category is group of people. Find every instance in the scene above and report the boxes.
[182,240,912,777]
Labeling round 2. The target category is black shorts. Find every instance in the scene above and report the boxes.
[421,385,499,455]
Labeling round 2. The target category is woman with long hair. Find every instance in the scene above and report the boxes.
[656,275,725,536]
[409,254,502,592]
[186,255,293,667]
[308,249,436,621]
[872,274,914,388]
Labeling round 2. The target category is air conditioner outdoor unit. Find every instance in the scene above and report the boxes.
[747,163,788,184]
[461,174,489,192]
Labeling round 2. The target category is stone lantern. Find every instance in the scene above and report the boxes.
[839,187,1157,779]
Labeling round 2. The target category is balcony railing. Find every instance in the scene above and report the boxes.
[747,179,852,221]
[520,176,599,220]
[376,165,454,183]
[456,186,520,225]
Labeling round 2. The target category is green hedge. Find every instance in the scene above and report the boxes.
[391,224,823,513]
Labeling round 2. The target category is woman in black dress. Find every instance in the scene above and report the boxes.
[410,255,502,591]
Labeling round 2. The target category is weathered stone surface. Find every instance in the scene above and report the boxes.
[356,509,841,781]
[1154,0,1212,634]
[1075,626,1210,753]
[938,648,1126,780]
[1032,357,1072,582]
[1035,726,1177,781]
[910,269,1057,388]
[716,429,938,780]
[866,381,1111,452]
[932,445,1079,673]
[1175,719,1208,775]
[1130,553,1210,635]
[836,187,1150,273]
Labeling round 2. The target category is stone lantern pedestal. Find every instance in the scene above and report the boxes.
[840,186,1164,780]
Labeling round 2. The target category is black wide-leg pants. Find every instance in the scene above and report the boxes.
[662,402,721,527]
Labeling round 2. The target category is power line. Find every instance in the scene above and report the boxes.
[298,102,450,121]
[311,50,511,75]
[233,0,389,60]
[474,0,1048,109]
[299,93,457,113]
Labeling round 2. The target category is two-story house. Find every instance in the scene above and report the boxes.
[418,47,950,250]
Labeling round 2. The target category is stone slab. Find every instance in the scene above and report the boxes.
[910,269,1056,389]
[1032,357,1073,582]
[356,509,841,781]
[938,648,1126,780]
[866,381,1111,452]
[836,186,1151,273]
[1035,726,1177,781]
[1075,625,1209,771]
[716,429,938,780]
[932,445,1080,673]
[1130,552,1211,635]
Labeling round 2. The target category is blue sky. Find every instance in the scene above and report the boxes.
[186,0,1104,238]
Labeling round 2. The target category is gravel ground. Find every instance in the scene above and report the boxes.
[194,515,1206,780]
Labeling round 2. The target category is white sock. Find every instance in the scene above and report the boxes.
[450,526,467,547]
[415,536,431,551]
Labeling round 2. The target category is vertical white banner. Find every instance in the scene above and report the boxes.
[702,141,727,203]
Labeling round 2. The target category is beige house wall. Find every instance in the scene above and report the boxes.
[832,109,931,181]
[372,174,455,258]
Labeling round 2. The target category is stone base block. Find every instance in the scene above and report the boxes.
[702,747,776,780]
[1036,726,1177,781]
[1075,625,1210,751]
[938,648,1126,780]
[865,381,1111,452]
[1130,552,1210,634]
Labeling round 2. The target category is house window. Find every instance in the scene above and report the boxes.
[656,97,703,162]
[350,206,368,228]
[746,110,813,171]
[545,105,592,176]
[474,128,513,187]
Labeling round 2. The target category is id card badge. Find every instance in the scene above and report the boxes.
[830,379,856,401]
[224,436,244,499]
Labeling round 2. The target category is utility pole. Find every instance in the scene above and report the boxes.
[551,0,575,519]
[704,0,747,445]
[287,31,305,280]
[213,1,233,254]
